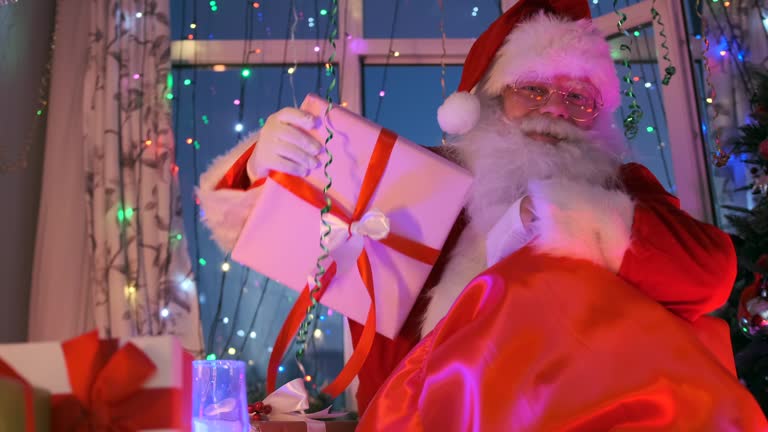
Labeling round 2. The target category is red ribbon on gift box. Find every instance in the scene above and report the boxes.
[265,128,441,399]
[0,331,188,432]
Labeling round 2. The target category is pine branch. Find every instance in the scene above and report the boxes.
[722,205,754,214]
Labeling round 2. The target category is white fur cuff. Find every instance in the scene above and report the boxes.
[527,179,634,273]
[197,130,263,252]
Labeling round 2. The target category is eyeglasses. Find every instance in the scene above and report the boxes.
[504,80,603,122]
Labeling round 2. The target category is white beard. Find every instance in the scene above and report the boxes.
[421,101,625,337]
[448,102,624,234]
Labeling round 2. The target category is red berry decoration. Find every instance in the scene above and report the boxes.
[759,139,768,160]
[751,314,768,328]
[262,404,272,415]
[254,401,265,412]
[757,255,768,273]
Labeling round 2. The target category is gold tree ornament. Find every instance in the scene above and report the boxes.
[711,149,730,167]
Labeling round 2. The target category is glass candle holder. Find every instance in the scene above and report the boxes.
[192,360,250,432]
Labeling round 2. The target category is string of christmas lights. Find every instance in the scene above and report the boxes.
[288,0,300,108]
[166,0,205,350]
[113,4,139,337]
[214,0,261,361]
[697,0,730,167]
[134,0,157,336]
[438,0,448,146]
[0,0,54,174]
[206,0,260,361]
[634,28,675,190]
[184,2,337,378]
[373,0,402,122]
[704,0,753,96]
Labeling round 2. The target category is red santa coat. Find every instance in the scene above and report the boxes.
[351,162,742,413]
[200,136,746,417]
[357,248,767,431]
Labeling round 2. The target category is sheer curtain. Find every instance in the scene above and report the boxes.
[29,0,202,354]
[28,0,92,343]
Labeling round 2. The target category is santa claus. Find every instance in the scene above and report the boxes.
[199,0,768,428]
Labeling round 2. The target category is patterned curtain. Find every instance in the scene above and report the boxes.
[84,0,202,353]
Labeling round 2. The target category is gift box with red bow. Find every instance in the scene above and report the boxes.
[0,331,192,431]
[233,93,472,340]
[231,93,472,398]
[251,421,357,432]
[248,378,356,432]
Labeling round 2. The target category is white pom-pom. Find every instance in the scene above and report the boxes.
[437,91,481,135]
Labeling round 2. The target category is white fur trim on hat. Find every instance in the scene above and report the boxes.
[484,12,620,112]
[437,91,482,135]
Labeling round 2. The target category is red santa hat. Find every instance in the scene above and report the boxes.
[437,0,621,135]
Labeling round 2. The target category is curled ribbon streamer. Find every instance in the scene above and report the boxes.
[296,0,340,370]
[650,4,676,86]
[0,331,181,431]
[613,2,643,139]
[257,378,347,432]
[265,127,440,398]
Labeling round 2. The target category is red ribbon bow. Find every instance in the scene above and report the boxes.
[265,128,441,398]
[0,331,184,431]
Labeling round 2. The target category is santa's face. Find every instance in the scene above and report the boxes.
[500,75,602,139]
[446,84,622,233]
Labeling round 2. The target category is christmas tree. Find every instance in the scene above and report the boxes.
[715,67,768,414]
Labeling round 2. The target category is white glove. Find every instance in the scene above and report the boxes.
[247,107,323,179]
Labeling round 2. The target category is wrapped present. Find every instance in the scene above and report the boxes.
[251,421,357,432]
[231,93,472,396]
[232,93,472,339]
[249,379,354,432]
[0,377,49,432]
[0,331,192,431]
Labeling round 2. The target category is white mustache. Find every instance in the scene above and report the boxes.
[516,115,588,143]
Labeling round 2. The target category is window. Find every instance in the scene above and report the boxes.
[172,64,345,401]
[171,0,711,409]
[679,0,758,229]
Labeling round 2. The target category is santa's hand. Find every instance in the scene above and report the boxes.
[248,107,323,180]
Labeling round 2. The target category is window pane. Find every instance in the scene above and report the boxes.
[363,0,648,39]
[681,1,754,230]
[171,0,336,41]
[363,65,462,146]
[588,0,646,18]
[363,0,500,38]
[172,65,344,400]
[363,60,675,196]
[609,27,676,193]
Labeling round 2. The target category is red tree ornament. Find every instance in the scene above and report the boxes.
[757,254,768,273]
[759,139,768,160]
